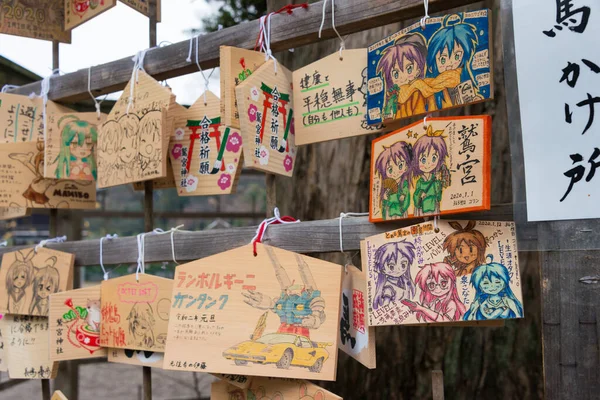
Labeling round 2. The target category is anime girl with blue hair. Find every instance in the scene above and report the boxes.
[425,13,481,111]
[464,257,524,321]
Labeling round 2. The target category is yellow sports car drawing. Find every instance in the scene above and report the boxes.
[223,333,331,373]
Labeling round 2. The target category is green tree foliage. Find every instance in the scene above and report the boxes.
[202,0,267,32]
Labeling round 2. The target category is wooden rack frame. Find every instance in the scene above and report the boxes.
[1,0,597,399]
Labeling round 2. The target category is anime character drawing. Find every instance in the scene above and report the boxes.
[442,221,487,276]
[137,115,162,173]
[372,240,416,310]
[401,262,466,322]
[29,257,60,315]
[377,33,428,120]
[54,115,98,180]
[412,125,450,216]
[227,248,331,373]
[425,14,481,111]
[464,258,524,320]
[5,249,34,314]
[374,141,413,219]
[8,141,76,208]
[127,302,156,348]
[243,247,325,335]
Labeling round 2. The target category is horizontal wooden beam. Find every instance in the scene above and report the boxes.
[8,0,480,103]
[26,209,264,220]
[0,203,548,267]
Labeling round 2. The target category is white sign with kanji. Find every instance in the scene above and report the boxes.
[513,0,600,221]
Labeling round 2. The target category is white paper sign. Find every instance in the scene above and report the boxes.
[513,0,600,221]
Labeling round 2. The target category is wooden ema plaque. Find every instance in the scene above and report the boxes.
[211,378,342,400]
[0,0,70,43]
[100,274,173,352]
[163,244,343,381]
[3,315,59,379]
[132,101,184,191]
[235,60,296,177]
[220,46,267,129]
[98,70,175,188]
[338,263,376,369]
[0,314,7,371]
[212,373,252,389]
[119,0,161,21]
[52,391,68,400]
[108,347,164,368]
[169,91,243,196]
[0,141,96,209]
[363,220,523,327]
[0,93,74,144]
[369,116,491,222]
[366,9,492,125]
[0,247,74,317]
[64,0,117,30]
[49,285,108,361]
[43,112,105,181]
[293,49,394,145]
[0,207,30,220]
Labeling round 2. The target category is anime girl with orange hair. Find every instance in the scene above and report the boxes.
[443,221,487,276]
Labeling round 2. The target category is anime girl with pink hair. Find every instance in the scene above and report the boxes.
[401,262,466,322]
[374,141,413,219]
[376,33,428,120]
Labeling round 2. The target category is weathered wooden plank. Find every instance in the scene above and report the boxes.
[0,203,527,267]
[8,0,480,103]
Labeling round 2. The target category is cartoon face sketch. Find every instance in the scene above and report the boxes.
[118,114,140,164]
[29,258,60,315]
[442,221,486,276]
[374,141,413,219]
[5,249,35,314]
[372,241,415,310]
[464,259,524,321]
[401,262,466,323]
[138,117,161,162]
[412,126,450,216]
[127,302,156,349]
[54,116,98,180]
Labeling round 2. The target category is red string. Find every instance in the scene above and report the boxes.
[252,215,298,256]
[253,3,310,51]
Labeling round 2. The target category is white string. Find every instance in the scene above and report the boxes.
[135,232,148,281]
[99,234,119,280]
[433,215,439,232]
[423,114,430,129]
[29,69,59,140]
[0,241,7,247]
[250,207,300,245]
[318,0,346,59]
[35,235,67,253]
[87,66,107,119]
[420,0,430,29]
[186,35,216,104]
[259,15,278,74]
[151,225,184,265]
[1,84,20,93]
[338,212,369,253]
[127,49,149,115]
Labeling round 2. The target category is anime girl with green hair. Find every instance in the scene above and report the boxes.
[54,116,98,180]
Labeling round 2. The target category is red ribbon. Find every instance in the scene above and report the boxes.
[254,3,310,51]
[252,215,298,256]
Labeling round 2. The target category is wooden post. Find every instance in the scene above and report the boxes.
[431,370,445,400]
[143,2,158,399]
[41,38,61,400]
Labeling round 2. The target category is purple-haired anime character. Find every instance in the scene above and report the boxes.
[374,141,413,219]
[376,33,428,120]
[412,125,450,216]
[372,240,416,310]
